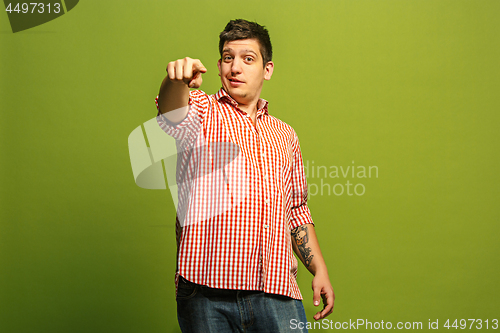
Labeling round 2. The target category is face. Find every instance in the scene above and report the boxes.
[217,38,274,108]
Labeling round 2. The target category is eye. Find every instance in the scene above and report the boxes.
[223,55,233,61]
[245,56,254,62]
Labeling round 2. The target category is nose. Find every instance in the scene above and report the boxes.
[231,58,242,75]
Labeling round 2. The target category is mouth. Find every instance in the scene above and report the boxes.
[228,78,244,86]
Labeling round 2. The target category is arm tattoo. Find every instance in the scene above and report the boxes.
[291,225,314,268]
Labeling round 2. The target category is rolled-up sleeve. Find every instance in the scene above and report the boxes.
[155,90,210,147]
[289,130,315,230]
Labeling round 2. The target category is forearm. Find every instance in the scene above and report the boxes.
[157,77,190,123]
[291,223,329,277]
[292,223,335,320]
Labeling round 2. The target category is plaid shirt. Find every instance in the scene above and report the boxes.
[155,88,313,300]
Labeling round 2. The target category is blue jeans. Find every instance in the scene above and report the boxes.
[176,276,308,333]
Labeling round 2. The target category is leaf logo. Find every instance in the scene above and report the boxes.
[128,114,247,227]
[3,0,79,33]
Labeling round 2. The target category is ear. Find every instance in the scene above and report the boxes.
[264,61,274,81]
[217,59,222,77]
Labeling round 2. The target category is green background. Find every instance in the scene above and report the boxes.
[1,0,499,332]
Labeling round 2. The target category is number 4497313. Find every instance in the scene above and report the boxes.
[444,319,498,329]
[5,3,61,14]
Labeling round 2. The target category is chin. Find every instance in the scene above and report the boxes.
[226,88,246,99]
[232,93,249,103]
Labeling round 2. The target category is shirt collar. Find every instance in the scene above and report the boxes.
[215,88,269,116]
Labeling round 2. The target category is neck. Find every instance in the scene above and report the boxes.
[238,101,258,116]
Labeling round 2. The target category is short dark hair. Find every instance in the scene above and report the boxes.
[219,19,273,66]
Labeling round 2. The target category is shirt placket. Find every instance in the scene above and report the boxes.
[239,106,266,290]
[255,112,271,289]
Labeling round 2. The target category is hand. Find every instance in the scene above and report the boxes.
[166,57,207,88]
[312,272,335,320]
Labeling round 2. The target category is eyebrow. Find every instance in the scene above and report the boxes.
[222,48,258,56]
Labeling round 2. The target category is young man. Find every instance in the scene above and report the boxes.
[155,19,334,332]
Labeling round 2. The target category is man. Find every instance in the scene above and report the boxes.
[155,19,334,332]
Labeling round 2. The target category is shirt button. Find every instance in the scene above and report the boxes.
[264,224,269,229]
[265,199,270,204]
[263,174,268,180]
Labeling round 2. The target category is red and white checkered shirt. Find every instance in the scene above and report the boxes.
[155,88,314,300]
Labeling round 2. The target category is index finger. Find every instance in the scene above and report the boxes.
[193,59,207,73]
